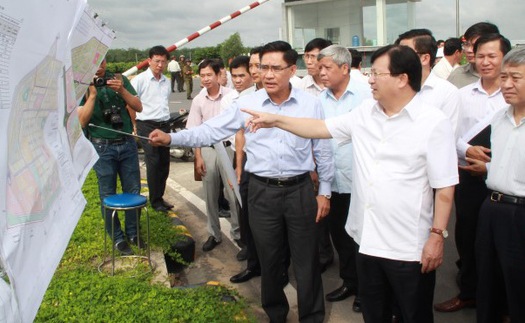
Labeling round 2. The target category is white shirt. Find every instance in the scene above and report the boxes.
[486,107,525,197]
[290,75,302,88]
[220,86,256,150]
[320,78,372,193]
[131,68,171,121]
[350,69,370,84]
[325,96,458,261]
[432,57,457,80]
[456,79,507,164]
[418,72,460,133]
[167,60,181,73]
[296,74,324,96]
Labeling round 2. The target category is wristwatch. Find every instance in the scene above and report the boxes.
[321,195,331,200]
[430,227,448,238]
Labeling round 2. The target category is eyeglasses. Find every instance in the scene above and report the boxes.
[259,64,292,74]
[151,59,167,65]
[462,41,474,49]
[369,71,392,78]
[304,53,318,61]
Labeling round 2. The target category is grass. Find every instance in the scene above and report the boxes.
[34,170,253,322]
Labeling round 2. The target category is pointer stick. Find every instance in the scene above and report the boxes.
[88,123,150,140]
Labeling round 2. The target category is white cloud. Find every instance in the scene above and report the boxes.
[87,0,284,49]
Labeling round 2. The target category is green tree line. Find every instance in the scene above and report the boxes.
[106,32,249,73]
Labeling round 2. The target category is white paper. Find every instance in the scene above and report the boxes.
[0,1,114,321]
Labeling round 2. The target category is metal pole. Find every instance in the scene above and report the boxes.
[123,0,272,77]
[456,0,460,37]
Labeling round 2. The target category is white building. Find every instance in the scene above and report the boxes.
[282,0,524,50]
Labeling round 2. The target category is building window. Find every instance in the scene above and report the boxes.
[325,27,340,44]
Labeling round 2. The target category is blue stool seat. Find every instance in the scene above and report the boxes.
[103,193,147,208]
[100,193,152,276]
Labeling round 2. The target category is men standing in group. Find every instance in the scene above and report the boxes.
[461,46,525,323]
[185,59,240,252]
[432,37,463,80]
[297,37,334,273]
[242,44,458,323]
[183,58,194,99]
[316,45,372,312]
[150,41,334,323]
[448,22,500,88]
[434,33,511,313]
[131,45,173,212]
[396,29,460,132]
[78,58,143,255]
[167,56,182,93]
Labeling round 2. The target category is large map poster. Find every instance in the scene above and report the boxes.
[0,1,115,321]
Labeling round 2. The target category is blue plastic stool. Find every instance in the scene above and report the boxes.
[100,193,152,276]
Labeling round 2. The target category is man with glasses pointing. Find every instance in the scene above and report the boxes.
[149,41,334,323]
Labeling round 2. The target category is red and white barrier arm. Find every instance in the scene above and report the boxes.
[123,0,271,77]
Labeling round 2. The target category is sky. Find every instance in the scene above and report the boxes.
[87,0,285,50]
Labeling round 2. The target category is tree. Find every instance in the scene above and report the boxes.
[219,33,245,66]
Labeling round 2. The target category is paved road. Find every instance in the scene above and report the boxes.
[156,78,476,322]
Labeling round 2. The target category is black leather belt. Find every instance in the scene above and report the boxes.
[251,172,309,187]
[90,137,126,145]
[137,119,170,127]
[210,141,231,148]
[490,191,525,205]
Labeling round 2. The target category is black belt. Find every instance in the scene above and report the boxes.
[90,137,126,145]
[251,172,309,187]
[210,141,231,148]
[490,191,525,205]
[137,119,170,127]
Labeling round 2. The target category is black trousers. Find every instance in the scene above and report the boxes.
[136,120,171,207]
[327,192,358,290]
[454,169,488,300]
[169,72,178,91]
[317,215,334,267]
[248,174,324,323]
[357,253,435,323]
[234,153,260,271]
[476,197,525,323]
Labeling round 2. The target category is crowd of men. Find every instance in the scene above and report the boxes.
[81,19,524,323]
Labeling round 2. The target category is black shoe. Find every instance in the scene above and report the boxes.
[352,297,362,312]
[162,200,174,209]
[230,269,261,283]
[326,285,355,302]
[171,90,175,92]
[153,204,170,212]
[187,97,192,100]
[236,247,248,261]
[202,236,221,251]
[129,236,146,249]
[115,240,133,255]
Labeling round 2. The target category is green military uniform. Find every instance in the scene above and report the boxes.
[182,63,193,99]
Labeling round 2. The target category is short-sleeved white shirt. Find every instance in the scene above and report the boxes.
[325,95,458,261]
[418,72,460,133]
[131,68,171,121]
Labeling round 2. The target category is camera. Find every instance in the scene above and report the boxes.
[93,76,112,87]
[103,105,124,130]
